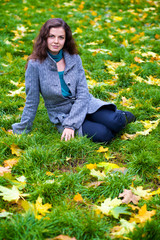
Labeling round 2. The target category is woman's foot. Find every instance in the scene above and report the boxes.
[123,111,136,124]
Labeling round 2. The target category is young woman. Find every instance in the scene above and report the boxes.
[12,18,136,142]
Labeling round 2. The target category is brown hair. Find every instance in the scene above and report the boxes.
[26,18,78,67]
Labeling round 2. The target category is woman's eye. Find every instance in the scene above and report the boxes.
[59,36,64,39]
[49,35,55,38]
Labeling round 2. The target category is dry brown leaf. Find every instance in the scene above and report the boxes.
[119,189,140,204]
[86,181,104,188]
[49,235,77,240]
[3,158,19,168]
[0,166,11,176]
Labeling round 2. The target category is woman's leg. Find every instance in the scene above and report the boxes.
[82,119,115,143]
[87,107,127,133]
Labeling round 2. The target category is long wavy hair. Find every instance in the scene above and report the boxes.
[26,18,78,67]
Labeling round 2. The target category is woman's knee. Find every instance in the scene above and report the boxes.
[110,111,126,133]
[92,126,114,143]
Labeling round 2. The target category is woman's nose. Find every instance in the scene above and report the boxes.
[54,37,58,43]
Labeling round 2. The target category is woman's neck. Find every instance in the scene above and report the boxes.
[48,49,63,62]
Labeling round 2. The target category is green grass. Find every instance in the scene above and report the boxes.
[0,0,160,239]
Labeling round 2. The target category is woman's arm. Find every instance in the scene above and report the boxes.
[12,60,40,134]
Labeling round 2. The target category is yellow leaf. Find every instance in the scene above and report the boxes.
[90,169,106,180]
[0,185,28,202]
[120,96,134,108]
[112,16,123,21]
[97,162,119,172]
[130,204,156,223]
[131,186,151,199]
[96,197,122,215]
[97,146,109,153]
[145,75,160,86]
[35,196,52,216]
[78,1,85,11]
[91,11,97,16]
[46,171,54,176]
[10,144,23,156]
[7,86,25,97]
[86,163,97,170]
[73,193,83,202]
[75,27,83,33]
[150,188,160,196]
[110,219,136,238]
[3,158,19,168]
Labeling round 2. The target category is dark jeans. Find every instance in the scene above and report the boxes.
[82,107,126,143]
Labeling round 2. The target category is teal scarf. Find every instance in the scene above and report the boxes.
[48,49,63,62]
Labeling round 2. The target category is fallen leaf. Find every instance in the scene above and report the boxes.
[10,144,23,156]
[86,163,97,170]
[96,197,122,216]
[0,185,29,202]
[0,210,13,218]
[97,162,119,172]
[73,193,83,202]
[86,181,104,188]
[130,204,156,223]
[35,196,52,217]
[51,235,77,240]
[90,169,106,180]
[3,158,19,168]
[119,189,140,204]
[0,166,11,176]
[111,206,131,219]
[97,146,109,152]
[110,219,136,238]
[131,186,151,199]
[134,56,144,63]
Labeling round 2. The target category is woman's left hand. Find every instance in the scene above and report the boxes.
[61,128,75,141]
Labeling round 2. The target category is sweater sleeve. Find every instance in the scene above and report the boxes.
[12,60,40,134]
[62,55,90,130]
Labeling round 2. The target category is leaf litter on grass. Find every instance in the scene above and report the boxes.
[0,0,160,239]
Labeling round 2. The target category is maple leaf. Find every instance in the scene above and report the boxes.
[0,210,13,218]
[3,158,19,168]
[119,189,140,204]
[86,181,104,188]
[0,185,29,202]
[0,166,11,176]
[130,204,156,223]
[35,196,52,217]
[10,144,23,156]
[110,219,136,238]
[90,169,106,180]
[131,186,151,199]
[96,197,122,216]
[7,86,25,98]
[120,96,134,108]
[52,235,77,240]
[97,162,119,172]
[134,56,144,63]
[97,146,109,153]
[86,163,97,170]
[73,193,83,202]
[111,206,131,219]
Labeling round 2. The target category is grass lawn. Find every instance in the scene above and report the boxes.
[0,0,160,239]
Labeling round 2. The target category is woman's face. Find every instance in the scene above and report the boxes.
[47,27,66,55]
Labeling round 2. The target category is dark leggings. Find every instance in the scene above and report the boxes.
[82,107,126,143]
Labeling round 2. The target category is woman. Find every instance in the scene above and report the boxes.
[12,18,136,142]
